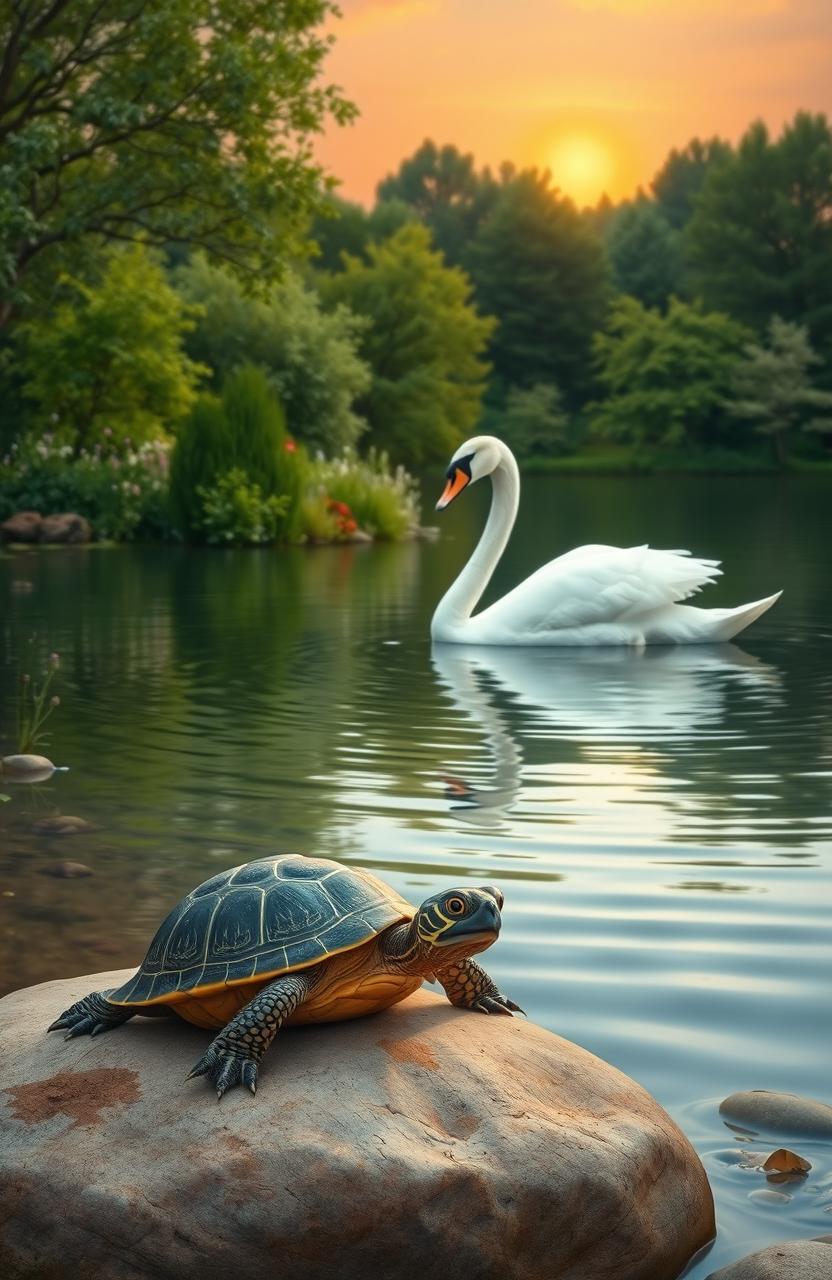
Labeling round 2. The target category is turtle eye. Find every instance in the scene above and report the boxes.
[446,896,466,916]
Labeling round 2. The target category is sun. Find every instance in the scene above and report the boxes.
[547,134,616,206]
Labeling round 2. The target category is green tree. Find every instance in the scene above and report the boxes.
[499,383,571,458]
[466,170,611,405]
[324,223,494,466]
[377,140,501,267]
[605,199,684,309]
[175,256,370,454]
[169,392,234,534]
[18,244,205,447]
[0,0,354,326]
[727,317,832,466]
[651,137,732,229]
[591,297,750,450]
[310,196,414,271]
[687,113,832,358]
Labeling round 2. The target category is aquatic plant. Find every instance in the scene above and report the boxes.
[16,651,61,754]
[309,448,419,540]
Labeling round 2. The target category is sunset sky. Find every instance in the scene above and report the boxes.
[316,0,832,207]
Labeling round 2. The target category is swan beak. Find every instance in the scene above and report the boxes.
[436,468,470,511]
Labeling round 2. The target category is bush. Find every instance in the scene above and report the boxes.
[308,449,420,540]
[0,433,173,540]
[194,469,289,545]
[170,368,306,543]
[498,382,572,458]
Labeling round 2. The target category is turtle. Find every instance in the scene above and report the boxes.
[48,853,522,1099]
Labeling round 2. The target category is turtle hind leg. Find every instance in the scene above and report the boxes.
[48,989,135,1039]
[186,971,315,1100]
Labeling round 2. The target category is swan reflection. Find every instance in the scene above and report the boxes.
[431,643,782,836]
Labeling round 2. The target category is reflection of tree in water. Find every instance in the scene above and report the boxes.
[430,642,830,850]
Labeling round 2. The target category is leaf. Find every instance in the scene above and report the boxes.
[762,1148,812,1174]
[0,793,10,803]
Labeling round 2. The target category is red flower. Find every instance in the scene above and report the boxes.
[284,439,297,453]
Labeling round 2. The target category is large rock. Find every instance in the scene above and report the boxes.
[0,510,42,542]
[707,1237,832,1279]
[39,512,92,544]
[0,972,715,1280]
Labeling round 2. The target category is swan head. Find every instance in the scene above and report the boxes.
[436,436,504,511]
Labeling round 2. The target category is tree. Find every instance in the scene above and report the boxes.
[309,196,414,272]
[0,0,355,326]
[686,113,832,359]
[591,297,750,451]
[377,140,501,267]
[18,244,205,447]
[498,383,571,458]
[605,199,684,309]
[727,317,832,465]
[466,170,611,405]
[175,255,370,454]
[651,137,732,229]
[324,223,494,466]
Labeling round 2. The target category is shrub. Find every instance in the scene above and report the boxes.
[309,449,419,540]
[194,469,289,546]
[169,394,234,536]
[0,433,173,540]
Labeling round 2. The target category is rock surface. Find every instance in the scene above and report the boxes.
[31,815,94,837]
[707,1236,832,1279]
[39,512,93,543]
[0,971,714,1280]
[0,753,56,782]
[0,510,42,542]
[720,1090,832,1139]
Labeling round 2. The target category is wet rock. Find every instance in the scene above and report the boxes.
[0,511,42,542]
[39,513,92,544]
[37,861,93,879]
[707,1236,832,1279]
[345,528,373,543]
[31,816,94,837]
[720,1090,832,1139]
[0,976,714,1280]
[0,754,56,782]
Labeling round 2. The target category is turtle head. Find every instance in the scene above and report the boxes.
[413,884,503,963]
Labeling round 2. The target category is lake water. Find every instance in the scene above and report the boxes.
[1,472,831,1276]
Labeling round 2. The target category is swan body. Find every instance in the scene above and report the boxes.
[431,436,781,647]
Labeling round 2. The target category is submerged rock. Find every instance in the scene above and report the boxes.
[0,974,714,1280]
[37,861,93,879]
[707,1236,832,1279]
[720,1090,832,1139]
[31,815,94,837]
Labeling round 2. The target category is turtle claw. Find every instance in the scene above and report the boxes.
[186,1043,259,1099]
[472,992,525,1017]
[48,991,130,1038]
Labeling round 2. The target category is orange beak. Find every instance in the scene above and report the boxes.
[436,467,470,511]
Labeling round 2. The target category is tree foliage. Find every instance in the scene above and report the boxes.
[175,255,370,454]
[651,137,732,229]
[591,297,750,450]
[0,0,354,324]
[466,170,611,404]
[18,244,205,447]
[376,139,501,267]
[498,383,571,458]
[687,113,832,359]
[324,223,494,466]
[727,317,832,465]
[605,199,684,310]
[309,196,415,271]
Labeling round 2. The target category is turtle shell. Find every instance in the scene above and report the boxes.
[109,855,413,1007]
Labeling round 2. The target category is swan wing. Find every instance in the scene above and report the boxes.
[476,544,722,636]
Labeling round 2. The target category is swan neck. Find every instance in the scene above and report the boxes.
[433,446,519,631]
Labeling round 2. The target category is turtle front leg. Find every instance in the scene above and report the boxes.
[436,960,525,1016]
[186,972,314,1100]
[47,989,135,1039]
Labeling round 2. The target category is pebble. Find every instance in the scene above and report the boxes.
[38,861,94,879]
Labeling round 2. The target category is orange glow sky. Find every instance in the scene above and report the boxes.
[316,0,832,207]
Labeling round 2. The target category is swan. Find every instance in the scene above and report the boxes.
[431,436,782,647]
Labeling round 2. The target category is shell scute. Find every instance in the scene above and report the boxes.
[110,854,412,1007]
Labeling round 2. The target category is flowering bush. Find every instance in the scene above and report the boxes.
[309,449,419,540]
[194,468,290,546]
[0,432,173,540]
